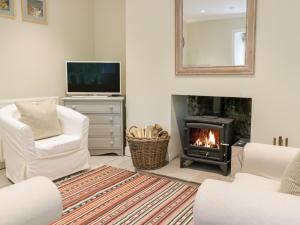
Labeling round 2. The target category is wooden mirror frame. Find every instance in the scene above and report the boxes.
[175,0,256,75]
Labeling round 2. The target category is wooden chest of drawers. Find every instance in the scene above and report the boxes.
[62,97,125,156]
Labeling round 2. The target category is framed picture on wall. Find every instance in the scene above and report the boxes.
[21,0,47,24]
[0,0,15,19]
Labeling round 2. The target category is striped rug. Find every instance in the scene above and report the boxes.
[52,165,198,225]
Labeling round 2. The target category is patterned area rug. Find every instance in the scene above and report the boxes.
[52,165,198,225]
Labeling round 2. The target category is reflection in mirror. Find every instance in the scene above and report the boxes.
[183,0,247,67]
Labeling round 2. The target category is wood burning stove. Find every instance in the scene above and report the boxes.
[181,116,234,175]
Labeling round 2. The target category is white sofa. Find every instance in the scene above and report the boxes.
[194,143,300,225]
[0,104,90,183]
[0,176,62,225]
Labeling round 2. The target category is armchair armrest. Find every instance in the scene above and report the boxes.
[0,112,36,159]
[242,143,299,180]
[56,105,89,146]
[194,179,300,225]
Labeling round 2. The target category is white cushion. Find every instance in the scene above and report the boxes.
[233,173,280,191]
[35,134,81,157]
[16,99,62,140]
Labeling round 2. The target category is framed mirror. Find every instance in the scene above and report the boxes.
[175,0,256,75]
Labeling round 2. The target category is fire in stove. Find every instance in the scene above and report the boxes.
[192,129,220,149]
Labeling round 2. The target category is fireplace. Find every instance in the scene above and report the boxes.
[181,116,234,175]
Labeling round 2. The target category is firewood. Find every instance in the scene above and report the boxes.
[127,132,134,138]
[152,124,162,137]
[146,125,153,138]
[137,128,144,138]
[158,131,169,139]
[129,126,138,138]
[154,124,163,132]
[127,124,168,139]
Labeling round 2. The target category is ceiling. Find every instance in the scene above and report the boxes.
[183,0,247,23]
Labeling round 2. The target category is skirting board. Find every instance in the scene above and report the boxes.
[0,162,5,170]
[89,149,123,156]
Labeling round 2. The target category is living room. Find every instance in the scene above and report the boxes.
[0,0,300,224]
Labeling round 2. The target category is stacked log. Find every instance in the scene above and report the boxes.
[127,124,168,139]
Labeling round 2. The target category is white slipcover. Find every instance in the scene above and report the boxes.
[0,176,62,225]
[0,104,90,183]
[194,143,300,225]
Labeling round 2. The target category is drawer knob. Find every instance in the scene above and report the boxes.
[110,141,114,145]
[110,117,113,123]
[72,105,77,110]
[109,105,113,110]
[110,129,114,134]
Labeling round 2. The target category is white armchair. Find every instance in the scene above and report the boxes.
[194,143,300,225]
[0,104,90,183]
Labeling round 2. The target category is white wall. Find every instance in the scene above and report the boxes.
[126,0,300,159]
[0,0,95,100]
[94,0,126,94]
[126,0,173,131]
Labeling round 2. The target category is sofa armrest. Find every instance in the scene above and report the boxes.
[194,179,300,225]
[242,143,299,180]
[0,177,62,225]
[0,113,36,159]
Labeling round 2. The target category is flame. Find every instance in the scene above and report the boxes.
[193,130,219,148]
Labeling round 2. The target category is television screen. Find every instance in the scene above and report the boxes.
[66,61,121,94]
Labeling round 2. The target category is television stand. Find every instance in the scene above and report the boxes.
[62,96,125,156]
[70,95,111,98]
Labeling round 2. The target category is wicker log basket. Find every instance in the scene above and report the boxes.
[126,125,170,170]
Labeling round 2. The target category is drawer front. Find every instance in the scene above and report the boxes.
[65,101,121,113]
[86,114,121,125]
[89,138,122,150]
[89,125,121,137]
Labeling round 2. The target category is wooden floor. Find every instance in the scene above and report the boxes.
[0,155,239,189]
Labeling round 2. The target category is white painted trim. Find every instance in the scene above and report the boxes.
[0,96,59,108]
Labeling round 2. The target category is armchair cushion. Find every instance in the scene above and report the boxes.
[35,134,81,157]
[279,152,300,196]
[16,99,62,140]
[234,173,280,192]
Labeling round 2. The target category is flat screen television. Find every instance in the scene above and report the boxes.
[66,61,121,95]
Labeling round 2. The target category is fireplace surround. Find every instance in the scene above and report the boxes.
[172,95,252,176]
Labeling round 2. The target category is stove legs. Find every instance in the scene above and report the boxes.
[180,158,186,168]
[219,164,230,176]
[180,156,231,176]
